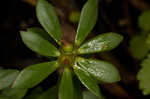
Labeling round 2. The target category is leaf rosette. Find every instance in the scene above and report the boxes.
[10,0,123,99]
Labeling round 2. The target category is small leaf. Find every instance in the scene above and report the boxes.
[129,35,149,59]
[0,88,27,99]
[83,91,99,99]
[74,65,102,98]
[36,0,62,45]
[0,69,19,90]
[75,0,98,46]
[138,10,150,32]
[78,33,123,54]
[20,31,60,57]
[38,86,57,99]
[13,61,59,89]
[59,68,74,99]
[137,54,150,95]
[77,57,120,83]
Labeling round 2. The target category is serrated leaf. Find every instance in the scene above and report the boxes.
[75,0,98,46]
[20,31,60,57]
[0,88,27,99]
[0,69,19,90]
[37,86,57,99]
[138,10,150,31]
[59,68,74,99]
[129,35,149,59]
[74,65,102,98]
[36,0,62,45]
[12,61,59,89]
[83,91,99,99]
[77,57,120,83]
[78,33,123,54]
[137,54,150,95]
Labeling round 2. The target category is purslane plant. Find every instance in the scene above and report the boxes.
[12,0,123,99]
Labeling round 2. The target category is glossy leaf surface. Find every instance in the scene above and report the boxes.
[59,68,74,99]
[36,0,62,45]
[20,31,60,57]
[74,65,101,98]
[78,33,123,54]
[75,0,98,46]
[77,57,120,83]
[137,54,150,95]
[0,69,19,90]
[13,61,59,88]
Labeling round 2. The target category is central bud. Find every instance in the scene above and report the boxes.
[59,54,76,68]
[58,44,76,68]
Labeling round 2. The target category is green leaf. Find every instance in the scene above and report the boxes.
[0,69,19,90]
[0,88,27,99]
[59,68,74,99]
[129,35,149,59]
[12,61,59,89]
[38,86,57,99]
[77,57,120,83]
[75,0,98,46]
[36,0,62,45]
[138,10,150,31]
[74,65,102,98]
[78,33,123,54]
[83,91,99,99]
[73,77,83,99]
[27,27,52,42]
[20,31,60,57]
[137,54,150,95]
